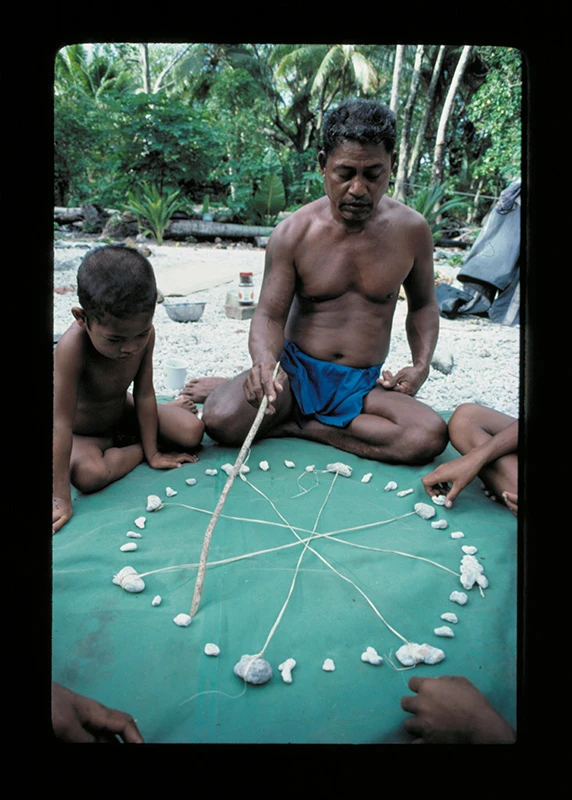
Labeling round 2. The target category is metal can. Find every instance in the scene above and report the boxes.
[238,272,255,305]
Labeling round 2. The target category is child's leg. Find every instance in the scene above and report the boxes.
[122,391,204,455]
[449,403,518,499]
[70,434,144,494]
[157,403,205,453]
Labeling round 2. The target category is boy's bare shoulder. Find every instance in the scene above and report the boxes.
[54,322,88,371]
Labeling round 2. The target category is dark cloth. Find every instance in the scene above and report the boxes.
[437,180,521,326]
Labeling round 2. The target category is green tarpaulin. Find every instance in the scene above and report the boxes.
[52,414,517,744]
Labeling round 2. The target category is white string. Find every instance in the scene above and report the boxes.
[242,472,411,646]
[255,471,339,657]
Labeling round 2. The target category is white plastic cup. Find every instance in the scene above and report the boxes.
[165,357,188,390]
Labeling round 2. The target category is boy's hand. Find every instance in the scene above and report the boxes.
[147,452,199,470]
[52,682,144,743]
[53,497,73,534]
[421,452,483,508]
[400,675,516,744]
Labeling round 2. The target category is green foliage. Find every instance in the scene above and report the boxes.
[466,47,522,188]
[52,42,521,233]
[252,151,286,225]
[125,183,181,244]
[407,183,468,240]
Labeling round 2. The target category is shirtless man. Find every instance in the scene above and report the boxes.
[201,99,448,464]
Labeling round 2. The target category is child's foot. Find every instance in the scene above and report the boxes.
[480,480,499,504]
[179,377,228,404]
[169,394,199,414]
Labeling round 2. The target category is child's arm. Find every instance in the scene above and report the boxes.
[422,420,518,507]
[133,328,196,469]
[53,331,83,533]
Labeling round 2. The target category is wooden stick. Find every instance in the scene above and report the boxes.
[189,362,281,618]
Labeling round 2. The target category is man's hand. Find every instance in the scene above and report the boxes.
[52,682,144,743]
[147,452,198,470]
[243,362,286,414]
[378,365,428,396]
[421,452,484,508]
[53,497,73,534]
[400,675,515,744]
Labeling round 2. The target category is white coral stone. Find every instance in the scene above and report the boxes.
[431,519,448,529]
[434,625,455,638]
[126,531,142,538]
[205,469,217,476]
[112,566,145,593]
[384,481,398,491]
[120,542,138,552]
[151,595,162,606]
[361,646,383,665]
[431,494,447,505]
[134,516,146,529]
[449,590,468,605]
[185,477,197,486]
[284,460,296,468]
[397,488,413,497]
[361,473,373,483]
[146,494,163,511]
[322,658,336,671]
[396,643,445,666]
[460,554,488,590]
[278,658,296,683]
[165,487,177,497]
[450,531,465,539]
[326,462,352,477]
[259,460,270,471]
[462,545,478,555]
[441,612,458,624]
[173,613,192,627]
[414,502,436,519]
[204,643,220,656]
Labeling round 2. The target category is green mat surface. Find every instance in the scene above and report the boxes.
[52,414,517,744]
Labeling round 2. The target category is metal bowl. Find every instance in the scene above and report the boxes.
[163,302,206,322]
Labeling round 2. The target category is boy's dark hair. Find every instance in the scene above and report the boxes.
[77,245,157,323]
[321,98,397,159]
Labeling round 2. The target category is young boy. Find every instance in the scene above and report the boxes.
[53,245,204,533]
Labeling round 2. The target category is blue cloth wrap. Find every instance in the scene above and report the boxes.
[280,340,382,428]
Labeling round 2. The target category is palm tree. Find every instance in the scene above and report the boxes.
[272,44,381,153]
[407,45,447,183]
[55,43,133,101]
[393,45,425,202]
[432,45,473,186]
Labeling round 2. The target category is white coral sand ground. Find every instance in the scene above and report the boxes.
[53,241,520,419]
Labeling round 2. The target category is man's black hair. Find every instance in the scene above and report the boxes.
[77,245,157,323]
[321,98,397,158]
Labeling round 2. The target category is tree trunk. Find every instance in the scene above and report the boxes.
[408,45,446,182]
[166,219,275,240]
[393,45,424,203]
[431,45,473,187]
[140,43,151,94]
[390,45,404,114]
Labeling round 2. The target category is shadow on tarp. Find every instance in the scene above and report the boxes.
[52,413,517,744]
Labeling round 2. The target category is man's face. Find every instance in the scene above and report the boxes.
[320,140,395,224]
[74,309,154,361]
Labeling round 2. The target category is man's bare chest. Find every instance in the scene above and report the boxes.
[295,237,413,303]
